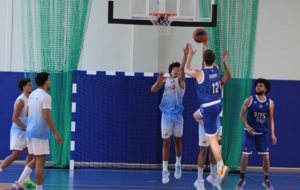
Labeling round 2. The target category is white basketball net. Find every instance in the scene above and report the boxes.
[149,15,176,38]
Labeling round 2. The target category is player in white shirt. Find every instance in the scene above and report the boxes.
[0,78,36,187]
[12,72,64,190]
[151,44,189,184]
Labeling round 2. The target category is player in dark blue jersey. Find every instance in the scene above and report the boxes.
[236,78,277,190]
[193,37,231,190]
[184,44,230,189]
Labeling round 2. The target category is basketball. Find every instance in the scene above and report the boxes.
[193,28,208,43]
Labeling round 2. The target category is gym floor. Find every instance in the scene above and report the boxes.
[0,163,299,190]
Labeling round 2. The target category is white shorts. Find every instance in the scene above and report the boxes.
[161,112,183,139]
[198,114,222,147]
[27,137,50,155]
[10,127,27,150]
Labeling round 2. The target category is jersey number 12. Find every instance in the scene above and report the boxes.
[212,82,220,94]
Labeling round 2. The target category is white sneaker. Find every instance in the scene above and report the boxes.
[206,175,221,190]
[174,165,182,179]
[217,165,229,184]
[194,179,205,190]
[162,171,170,184]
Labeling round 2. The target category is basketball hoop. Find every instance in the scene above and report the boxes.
[148,13,177,38]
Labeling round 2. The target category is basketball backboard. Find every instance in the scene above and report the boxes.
[108,0,217,27]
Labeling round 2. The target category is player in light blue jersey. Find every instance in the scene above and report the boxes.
[236,79,277,190]
[184,44,230,189]
[151,43,189,184]
[12,72,64,190]
[192,37,231,190]
[0,78,36,187]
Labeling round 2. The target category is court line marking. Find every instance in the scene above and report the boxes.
[43,170,50,183]
[2,161,300,171]
[2,167,300,178]
[245,176,264,188]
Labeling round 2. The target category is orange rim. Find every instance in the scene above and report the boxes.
[149,13,177,17]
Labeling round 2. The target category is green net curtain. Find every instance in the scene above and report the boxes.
[198,0,260,171]
[21,0,93,168]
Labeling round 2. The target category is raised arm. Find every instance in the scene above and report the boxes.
[269,100,277,145]
[203,36,211,54]
[240,97,255,136]
[220,50,231,85]
[12,99,27,130]
[151,72,167,93]
[184,44,203,82]
[178,43,189,88]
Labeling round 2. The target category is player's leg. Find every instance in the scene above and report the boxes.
[257,134,273,190]
[194,120,208,190]
[24,148,33,166]
[1,128,25,172]
[194,109,204,126]
[206,147,221,190]
[207,113,220,182]
[202,103,229,184]
[161,112,172,184]
[11,138,36,190]
[236,131,254,190]
[35,155,46,189]
[173,112,184,179]
[173,136,182,179]
[0,150,22,171]
[22,148,36,188]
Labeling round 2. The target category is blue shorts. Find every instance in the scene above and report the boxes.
[199,102,222,136]
[242,130,269,155]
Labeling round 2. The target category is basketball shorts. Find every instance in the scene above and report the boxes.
[10,127,27,150]
[161,112,183,139]
[27,137,50,155]
[242,130,269,155]
[198,114,221,147]
[199,101,222,136]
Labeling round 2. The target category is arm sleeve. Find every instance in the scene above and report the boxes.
[43,95,52,110]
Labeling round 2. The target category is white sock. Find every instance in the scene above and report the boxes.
[18,166,32,185]
[198,167,204,180]
[175,157,181,166]
[36,185,43,190]
[163,161,168,171]
[25,175,29,182]
[217,161,224,173]
[0,167,3,173]
[210,164,217,178]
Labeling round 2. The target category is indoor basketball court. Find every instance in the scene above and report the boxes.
[0,0,299,190]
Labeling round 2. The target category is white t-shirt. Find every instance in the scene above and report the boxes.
[26,88,52,139]
[11,93,28,130]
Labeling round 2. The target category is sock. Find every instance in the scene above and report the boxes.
[25,175,29,182]
[240,173,245,180]
[198,167,204,180]
[175,157,181,166]
[0,168,3,173]
[210,164,217,178]
[163,161,168,171]
[217,161,224,173]
[264,175,268,180]
[36,185,43,190]
[18,166,32,185]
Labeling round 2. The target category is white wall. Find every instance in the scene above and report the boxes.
[0,0,299,81]
[0,0,8,71]
[253,0,300,80]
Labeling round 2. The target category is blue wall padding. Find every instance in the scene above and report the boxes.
[0,71,299,168]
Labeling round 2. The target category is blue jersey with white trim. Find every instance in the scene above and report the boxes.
[196,66,222,105]
[246,95,271,133]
